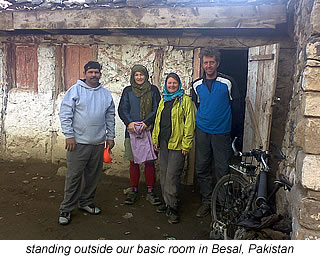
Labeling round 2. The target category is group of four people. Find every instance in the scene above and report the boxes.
[58,47,243,226]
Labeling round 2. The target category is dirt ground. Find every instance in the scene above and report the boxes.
[0,160,211,240]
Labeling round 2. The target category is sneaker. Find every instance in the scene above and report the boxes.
[146,192,161,206]
[58,211,71,225]
[196,204,210,218]
[79,204,101,215]
[167,208,179,224]
[125,191,138,205]
[156,204,167,213]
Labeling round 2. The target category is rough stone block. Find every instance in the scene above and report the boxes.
[301,154,320,191]
[299,198,320,231]
[293,119,306,149]
[307,190,320,201]
[295,118,320,154]
[302,66,320,91]
[302,92,320,117]
[311,0,320,35]
[304,118,320,154]
[306,41,320,60]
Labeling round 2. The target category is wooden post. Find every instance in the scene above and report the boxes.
[181,48,201,185]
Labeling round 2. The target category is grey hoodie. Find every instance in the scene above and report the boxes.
[60,80,115,144]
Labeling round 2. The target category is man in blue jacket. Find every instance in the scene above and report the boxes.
[58,61,115,225]
[191,48,243,218]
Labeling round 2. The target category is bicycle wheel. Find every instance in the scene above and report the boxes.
[211,174,249,239]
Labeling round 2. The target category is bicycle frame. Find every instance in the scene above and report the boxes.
[210,138,293,240]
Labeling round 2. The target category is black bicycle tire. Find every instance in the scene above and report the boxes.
[211,173,249,238]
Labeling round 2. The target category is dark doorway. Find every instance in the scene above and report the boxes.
[219,49,248,149]
[219,49,248,99]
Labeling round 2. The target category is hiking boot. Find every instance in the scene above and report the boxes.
[196,204,210,218]
[146,192,161,206]
[79,204,101,215]
[125,191,138,205]
[167,208,179,224]
[156,204,168,213]
[58,211,71,225]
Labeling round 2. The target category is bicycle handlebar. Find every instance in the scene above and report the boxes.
[232,137,270,171]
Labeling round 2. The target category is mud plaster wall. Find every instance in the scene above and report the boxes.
[0,42,194,177]
[280,0,320,239]
[2,45,56,161]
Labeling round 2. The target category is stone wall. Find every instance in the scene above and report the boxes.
[281,0,320,239]
[0,41,195,177]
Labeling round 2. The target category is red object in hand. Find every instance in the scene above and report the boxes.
[103,146,112,163]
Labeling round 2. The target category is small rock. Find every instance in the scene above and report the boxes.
[117,221,123,224]
[23,180,30,184]
[32,177,38,180]
[56,166,68,177]
[123,187,131,195]
[48,195,55,199]
[8,171,15,174]
[122,212,133,219]
[124,231,131,235]
[155,226,161,230]
[16,212,23,216]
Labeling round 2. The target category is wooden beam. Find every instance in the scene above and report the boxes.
[1,5,287,31]
[249,54,274,61]
[0,35,295,49]
[0,12,13,30]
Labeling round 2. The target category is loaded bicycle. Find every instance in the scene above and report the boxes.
[210,138,292,240]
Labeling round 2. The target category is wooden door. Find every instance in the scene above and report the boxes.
[243,43,280,151]
[15,45,38,91]
[64,46,95,90]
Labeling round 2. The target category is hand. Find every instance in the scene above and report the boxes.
[106,140,115,150]
[182,150,189,156]
[128,122,139,134]
[153,144,159,152]
[65,137,76,151]
[128,121,148,134]
[139,122,148,132]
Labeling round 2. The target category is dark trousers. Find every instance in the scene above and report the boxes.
[159,140,185,211]
[60,143,104,212]
[195,127,232,205]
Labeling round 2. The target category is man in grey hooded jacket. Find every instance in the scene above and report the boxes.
[58,61,115,225]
